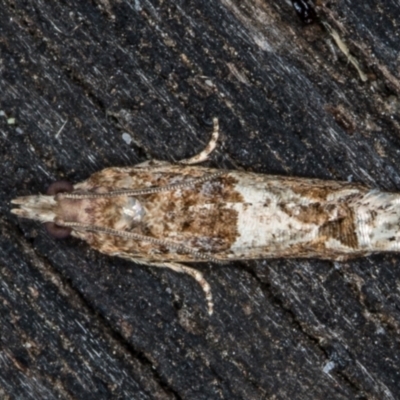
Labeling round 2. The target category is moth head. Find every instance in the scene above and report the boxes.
[11,180,74,239]
[12,180,146,240]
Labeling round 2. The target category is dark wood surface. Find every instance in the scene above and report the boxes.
[1,1,400,399]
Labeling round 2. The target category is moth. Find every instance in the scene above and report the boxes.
[11,119,400,314]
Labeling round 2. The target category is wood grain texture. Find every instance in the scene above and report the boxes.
[1,0,400,399]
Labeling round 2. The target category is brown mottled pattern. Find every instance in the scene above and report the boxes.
[286,178,366,201]
[278,201,358,249]
[66,166,376,262]
[70,167,245,261]
[318,206,359,249]
[130,178,241,253]
[75,165,211,192]
[279,202,332,226]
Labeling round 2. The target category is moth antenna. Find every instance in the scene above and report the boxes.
[62,171,224,199]
[56,220,223,263]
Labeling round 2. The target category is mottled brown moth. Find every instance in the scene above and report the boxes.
[11,119,400,314]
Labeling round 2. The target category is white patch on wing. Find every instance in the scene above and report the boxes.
[226,174,319,253]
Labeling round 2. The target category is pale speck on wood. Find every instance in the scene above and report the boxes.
[55,119,68,139]
[323,361,335,374]
[122,132,132,145]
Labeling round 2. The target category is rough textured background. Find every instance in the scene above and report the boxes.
[1,0,400,399]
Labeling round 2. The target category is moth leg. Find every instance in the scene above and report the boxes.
[142,261,213,315]
[134,118,218,168]
[179,117,219,165]
[158,262,213,315]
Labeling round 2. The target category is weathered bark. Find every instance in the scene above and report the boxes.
[1,0,400,399]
